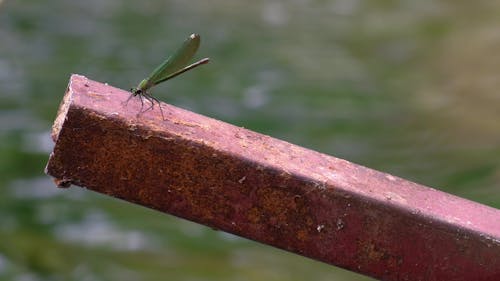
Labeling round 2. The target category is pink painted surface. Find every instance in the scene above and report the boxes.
[46,74,500,280]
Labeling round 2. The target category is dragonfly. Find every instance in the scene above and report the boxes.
[127,33,209,118]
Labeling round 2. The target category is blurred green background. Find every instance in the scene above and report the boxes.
[1,0,499,280]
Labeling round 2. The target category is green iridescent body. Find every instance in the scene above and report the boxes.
[128,33,209,117]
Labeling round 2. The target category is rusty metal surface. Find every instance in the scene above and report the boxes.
[46,74,500,281]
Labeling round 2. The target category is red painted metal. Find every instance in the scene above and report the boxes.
[46,74,500,280]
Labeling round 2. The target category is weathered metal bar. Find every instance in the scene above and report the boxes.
[46,74,500,281]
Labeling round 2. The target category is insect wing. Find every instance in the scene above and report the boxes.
[152,58,210,86]
[147,34,200,85]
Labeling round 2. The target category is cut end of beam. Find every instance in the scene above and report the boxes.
[45,74,500,281]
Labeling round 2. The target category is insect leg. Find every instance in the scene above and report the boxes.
[124,93,135,106]
[142,92,165,120]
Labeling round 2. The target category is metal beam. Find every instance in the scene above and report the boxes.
[46,74,500,281]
